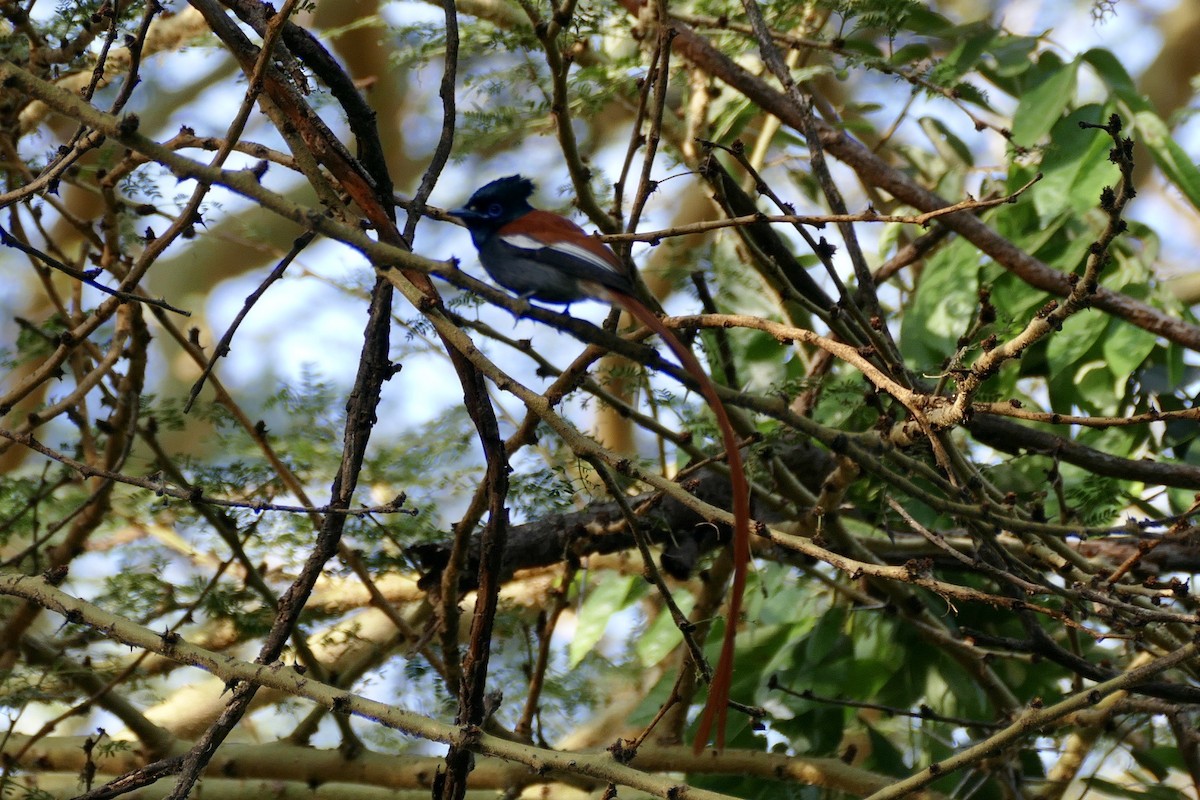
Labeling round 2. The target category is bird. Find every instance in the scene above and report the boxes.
[452,174,751,752]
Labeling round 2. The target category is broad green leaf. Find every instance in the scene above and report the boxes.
[1102,319,1157,379]
[1086,778,1190,800]
[1032,223,1096,276]
[792,64,835,83]
[865,724,910,777]
[890,43,932,65]
[1071,361,1122,417]
[1130,110,1200,211]
[628,667,678,727]
[762,705,846,761]
[982,33,1042,79]
[1084,48,1200,210]
[804,706,847,756]
[1046,308,1108,381]
[805,605,849,664]
[635,591,695,666]
[1132,745,1186,780]
[568,573,636,668]
[919,116,974,167]
[841,37,884,58]
[732,624,794,696]
[904,8,953,35]
[1082,47,1139,96]
[951,80,991,109]
[841,657,895,698]
[1034,105,1117,221]
[930,22,996,83]
[1011,53,1078,147]
[1168,342,1189,388]
[753,562,819,628]
[996,176,1062,242]
[900,236,980,370]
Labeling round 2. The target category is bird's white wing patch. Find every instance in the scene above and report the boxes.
[501,234,621,275]
[499,233,545,252]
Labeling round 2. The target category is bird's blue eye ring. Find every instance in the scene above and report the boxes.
[487,203,503,217]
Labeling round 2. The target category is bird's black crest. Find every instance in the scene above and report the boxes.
[468,174,535,206]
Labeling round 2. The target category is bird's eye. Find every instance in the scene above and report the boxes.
[487,203,503,217]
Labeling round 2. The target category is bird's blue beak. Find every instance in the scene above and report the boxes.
[449,206,478,224]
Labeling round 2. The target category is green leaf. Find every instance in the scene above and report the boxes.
[1083,48,1200,210]
[1132,745,1185,780]
[791,64,835,83]
[1086,778,1190,800]
[900,236,980,370]
[864,723,910,777]
[1082,47,1138,96]
[841,37,884,58]
[1102,319,1157,379]
[568,573,637,668]
[950,80,991,110]
[805,605,849,664]
[904,8,953,35]
[1033,105,1117,221]
[635,592,695,667]
[890,43,932,66]
[929,22,996,83]
[919,116,974,167]
[1130,110,1200,211]
[1011,53,1078,147]
[1070,361,1122,417]
[982,33,1042,80]
[1046,308,1109,381]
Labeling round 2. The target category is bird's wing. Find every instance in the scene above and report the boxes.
[497,210,631,292]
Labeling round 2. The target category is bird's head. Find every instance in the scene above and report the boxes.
[450,175,536,237]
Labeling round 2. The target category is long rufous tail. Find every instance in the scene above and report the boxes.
[611,292,750,753]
